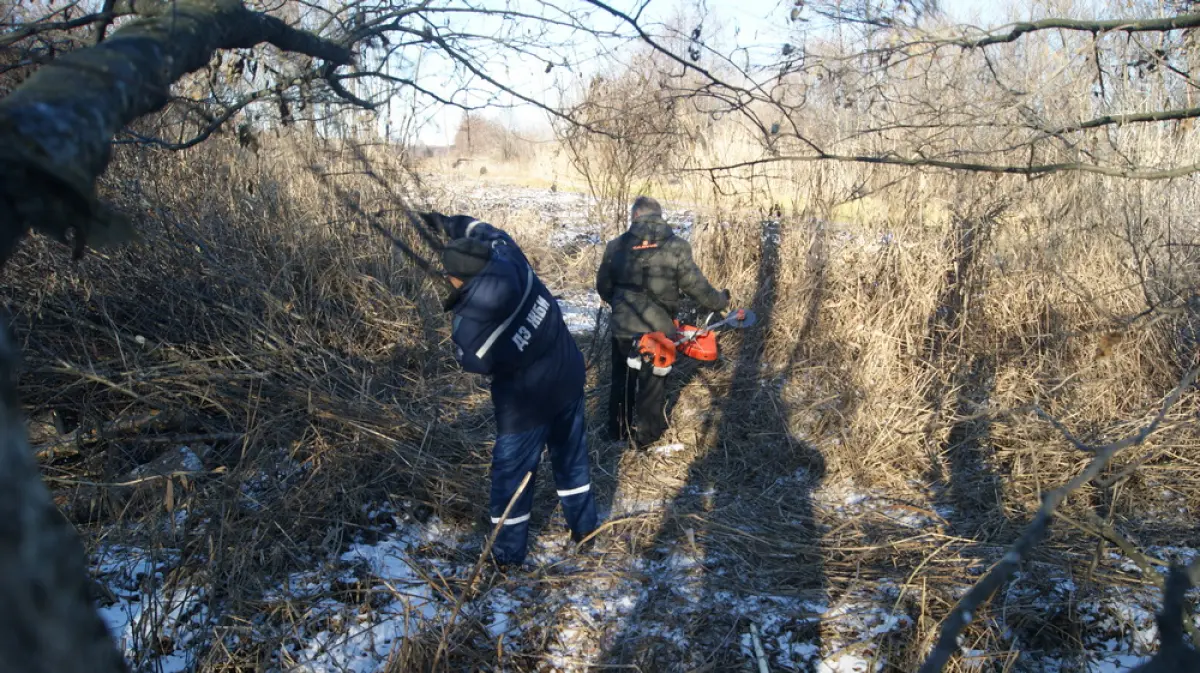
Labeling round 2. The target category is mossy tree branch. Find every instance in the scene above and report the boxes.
[0,1,351,670]
[0,0,352,266]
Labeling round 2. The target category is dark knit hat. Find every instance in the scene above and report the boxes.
[441,237,492,281]
[631,195,663,220]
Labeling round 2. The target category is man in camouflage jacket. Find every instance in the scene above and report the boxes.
[595,196,729,446]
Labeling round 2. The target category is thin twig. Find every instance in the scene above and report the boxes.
[1030,406,1093,453]
[310,165,451,293]
[583,305,609,371]
[44,468,222,488]
[432,470,532,670]
[749,622,771,673]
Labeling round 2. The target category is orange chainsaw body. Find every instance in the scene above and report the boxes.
[636,331,677,370]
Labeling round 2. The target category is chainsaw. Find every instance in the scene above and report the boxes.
[627,308,758,375]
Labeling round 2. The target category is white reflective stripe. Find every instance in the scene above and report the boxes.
[557,484,591,497]
[626,356,642,370]
[490,513,531,526]
[475,265,534,360]
[652,365,672,376]
[465,219,482,237]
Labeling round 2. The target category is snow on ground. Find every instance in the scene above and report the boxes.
[788,469,942,531]
[535,539,911,672]
[442,181,701,251]
[91,489,1196,672]
[1048,546,1200,671]
[277,506,467,672]
[92,544,212,673]
[446,183,595,240]
[84,182,1192,671]
[555,289,604,335]
[284,529,445,672]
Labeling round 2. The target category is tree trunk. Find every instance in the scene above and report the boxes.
[0,2,349,670]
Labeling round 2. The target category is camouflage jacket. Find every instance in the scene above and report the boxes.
[595,214,729,341]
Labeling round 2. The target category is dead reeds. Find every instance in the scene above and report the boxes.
[10,103,1200,672]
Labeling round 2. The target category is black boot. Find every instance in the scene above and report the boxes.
[571,529,598,555]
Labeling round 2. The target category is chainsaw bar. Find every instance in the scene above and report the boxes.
[719,308,757,330]
[675,308,757,346]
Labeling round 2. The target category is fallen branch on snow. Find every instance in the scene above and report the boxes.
[918,364,1200,673]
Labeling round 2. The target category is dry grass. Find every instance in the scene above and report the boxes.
[7,119,1200,671]
[632,159,1200,669]
[2,0,1198,668]
[6,133,500,668]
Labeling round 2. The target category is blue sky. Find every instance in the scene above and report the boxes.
[399,0,1036,145]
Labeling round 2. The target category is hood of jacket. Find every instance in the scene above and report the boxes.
[628,215,675,244]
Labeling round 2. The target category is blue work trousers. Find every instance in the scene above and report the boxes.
[489,395,598,566]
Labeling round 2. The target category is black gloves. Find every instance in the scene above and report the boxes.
[420,212,484,241]
[418,211,447,234]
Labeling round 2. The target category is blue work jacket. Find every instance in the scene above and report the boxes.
[444,219,585,434]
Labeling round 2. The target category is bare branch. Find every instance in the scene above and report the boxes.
[0,2,360,670]
[1030,406,1094,453]
[918,364,1200,673]
[415,27,587,127]
[1059,508,1198,652]
[0,11,115,49]
[951,13,1200,49]
[693,153,1200,180]
[0,321,132,673]
[1049,104,1200,135]
[1131,562,1200,672]
[93,0,118,44]
[322,177,448,289]
[113,83,297,149]
[323,64,375,109]
[342,142,448,256]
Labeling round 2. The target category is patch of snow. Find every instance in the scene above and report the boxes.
[820,653,874,672]
[1085,653,1151,671]
[663,210,696,239]
[90,484,1194,673]
[609,494,667,516]
[131,445,205,477]
[541,573,645,669]
[175,446,204,472]
[240,453,307,511]
[436,181,699,252]
[652,443,686,455]
[557,289,604,335]
[488,589,524,638]
[842,492,869,507]
[419,517,463,546]
[100,587,208,673]
[288,529,445,672]
[804,480,938,530]
[92,544,212,673]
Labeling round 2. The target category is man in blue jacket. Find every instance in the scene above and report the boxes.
[422,212,599,568]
